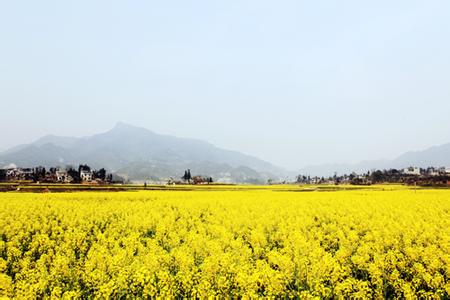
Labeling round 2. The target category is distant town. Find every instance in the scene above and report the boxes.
[0,165,214,185]
[296,166,450,186]
[0,165,114,184]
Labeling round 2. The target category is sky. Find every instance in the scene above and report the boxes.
[1,1,450,170]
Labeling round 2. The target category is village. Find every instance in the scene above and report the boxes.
[2,164,450,186]
[296,166,450,186]
[0,164,113,184]
[0,165,217,185]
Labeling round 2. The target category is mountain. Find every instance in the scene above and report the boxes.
[299,143,450,176]
[0,123,288,183]
[392,143,450,168]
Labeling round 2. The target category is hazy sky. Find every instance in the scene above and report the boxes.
[1,1,450,170]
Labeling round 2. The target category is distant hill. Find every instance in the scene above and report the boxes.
[0,123,288,183]
[392,143,450,168]
[299,143,450,176]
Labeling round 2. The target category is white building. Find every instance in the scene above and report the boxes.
[6,168,20,180]
[426,167,440,176]
[6,168,33,180]
[402,167,421,176]
[55,169,72,183]
[80,170,93,182]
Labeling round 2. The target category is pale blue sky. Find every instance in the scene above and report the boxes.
[1,1,450,170]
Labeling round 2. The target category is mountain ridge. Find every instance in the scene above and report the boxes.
[299,142,450,176]
[0,123,289,183]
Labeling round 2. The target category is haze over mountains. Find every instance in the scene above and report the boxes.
[300,144,450,176]
[0,123,289,183]
[1,122,450,181]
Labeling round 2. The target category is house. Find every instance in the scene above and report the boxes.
[426,167,440,177]
[78,164,93,183]
[55,169,72,183]
[402,167,421,176]
[4,168,34,181]
[6,168,20,181]
[80,170,93,182]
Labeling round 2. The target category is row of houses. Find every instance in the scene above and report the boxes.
[1,168,35,181]
[0,165,112,184]
[54,168,94,183]
[402,166,450,176]
[296,166,450,186]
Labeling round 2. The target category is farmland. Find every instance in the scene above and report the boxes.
[0,186,449,298]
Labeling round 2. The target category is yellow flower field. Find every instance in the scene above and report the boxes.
[0,188,449,298]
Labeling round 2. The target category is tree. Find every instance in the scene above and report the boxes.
[94,168,107,181]
[78,164,91,174]
[371,170,384,183]
[0,169,6,182]
[67,168,81,183]
[182,169,192,184]
[333,172,339,185]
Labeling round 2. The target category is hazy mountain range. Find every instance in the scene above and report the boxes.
[299,143,450,176]
[0,123,289,183]
[1,123,450,181]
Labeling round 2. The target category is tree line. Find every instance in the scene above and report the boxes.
[296,167,450,186]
